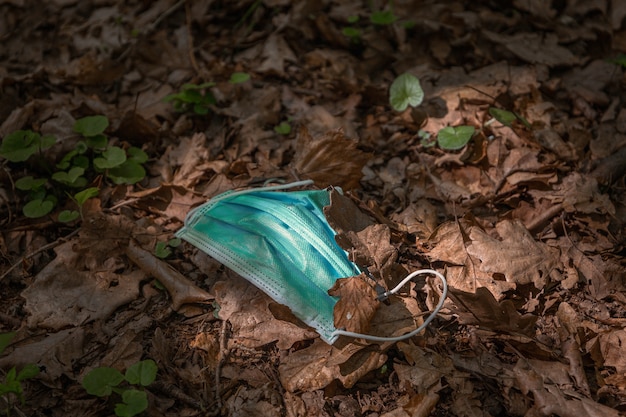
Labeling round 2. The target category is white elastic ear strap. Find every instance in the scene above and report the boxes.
[331,269,448,342]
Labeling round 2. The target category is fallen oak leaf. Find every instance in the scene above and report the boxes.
[328,274,380,334]
[466,220,559,289]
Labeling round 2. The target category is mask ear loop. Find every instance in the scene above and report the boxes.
[330,269,448,343]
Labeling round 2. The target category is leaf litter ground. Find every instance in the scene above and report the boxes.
[1,0,626,416]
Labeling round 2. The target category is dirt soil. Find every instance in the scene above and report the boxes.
[1,0,626,416]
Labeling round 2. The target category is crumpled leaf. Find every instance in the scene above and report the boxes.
[482,31,579,67]
[292,128,371,190]
[213,273,319,350]
[278,339,387,392]
[448,287,538,336]
[426,220,516,299]
[396,341,453,393]
[21,241,144,330]
[0,328,85,383]
[466,220,559,289]
[513,359,621,417]
[324,189,402,287]
[328,274,380,333]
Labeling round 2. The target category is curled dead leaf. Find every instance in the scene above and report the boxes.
[292,127,371,190]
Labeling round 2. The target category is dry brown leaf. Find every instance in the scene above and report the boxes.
[0,328,85,383]
[448,287,538,336]
[396,342,452,393]
[482,31,579,67]
[278,338,387,392]
[257,33,297,76]
[513,359,621,417]
[427,220,516,298]
[328,274,379,334]
[21,240,144,330]
[591,330,626,374]
[214,273,319,350]
[292,127,371,190]
[466,220,559,289]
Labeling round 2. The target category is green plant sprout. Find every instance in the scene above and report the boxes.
[389,73,424,112]
[370,9,397,25]
[274,120,292,135]
[487,107,531,129]
[1,114,148,219]
[228,72,251,84]
[164,82,217,115]
[154,238,181,259]
[0,332,40,415]
[389,73,477,150]
[0,130,55,163]
[437,126,475,150]
[58,187,100,223]
[608,53,626,68]
[165,73,251,115]
[82,359,157,417]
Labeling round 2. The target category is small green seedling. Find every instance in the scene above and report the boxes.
[229,72,251,84]
[0,332,40,414]
[154,238,181,259]
[437,126,475,150]
[608,53,626,68]
[274,121,292,135]
[389,73,424,112]
[164,82,217,115]
[370,9,397,25]
[5,114,148,219]
[82,359,157,417]
[487,107,531,129]
[0,130,55,163]
[58,187,99,223]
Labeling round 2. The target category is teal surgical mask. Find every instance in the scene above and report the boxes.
[176,180,447,344]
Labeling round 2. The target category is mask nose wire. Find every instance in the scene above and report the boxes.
[181,179,315,226]
[330,269,448,343]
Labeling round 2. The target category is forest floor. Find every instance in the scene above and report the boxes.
[1,0,626,416]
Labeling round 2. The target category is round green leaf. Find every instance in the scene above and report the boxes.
[94,146,127,170]
[86,134,108,150]
[154,241,171,259]
[58,210,80,223]
[437,125,475,150]
[17,363,40,381]
[127,147,148,164]
[229,72,250,84]
[389,73,424,112]
[23,199,54,218]
[125,359,157,386]
[108,160,146,184]
[15,176,47,191]
[52,166,85,186]
[274,121,292,135]
[370,10,396,25]
[0,332,16,355]
[0,130,39,162]
[115,389,148,417]
[74,187,99,206]
[82,367,124,397]
[488,107,517,127]
[73,115,109,137]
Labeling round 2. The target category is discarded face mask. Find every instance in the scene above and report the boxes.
[176,180,447,344]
